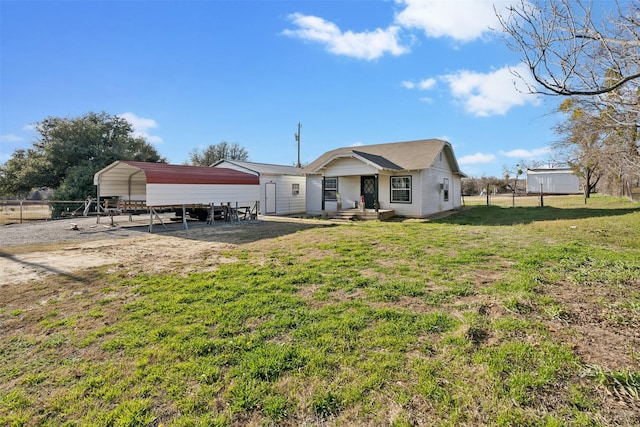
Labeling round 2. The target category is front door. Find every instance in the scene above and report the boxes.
[361,176,376,209]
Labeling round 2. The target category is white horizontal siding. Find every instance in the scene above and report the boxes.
[146,184,260,206]
[421,166,462,217]
[323,158,377,176]
[384,172,423,217]
[272,175,306,215]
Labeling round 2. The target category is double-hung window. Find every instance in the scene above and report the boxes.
[324,177,338,201]
[443,178,449,202]
[391,176,411,203]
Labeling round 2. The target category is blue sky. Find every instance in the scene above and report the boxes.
[1,0,561,178]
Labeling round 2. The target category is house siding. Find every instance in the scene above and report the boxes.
[421,161,462,216]
[323,158,378,177]
[264,174,306,215]
[213,161,306,215]
[386,172,422,217]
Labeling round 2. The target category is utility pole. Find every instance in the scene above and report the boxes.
[294,122,301,168]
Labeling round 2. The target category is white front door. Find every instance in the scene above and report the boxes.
[265,183,276,214]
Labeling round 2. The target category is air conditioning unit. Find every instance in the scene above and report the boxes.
[439,183,444,190]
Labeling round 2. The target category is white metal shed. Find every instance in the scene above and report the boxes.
[213,160,306,215]
[526,168,580,194]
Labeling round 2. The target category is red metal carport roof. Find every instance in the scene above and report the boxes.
[119,161,259,185]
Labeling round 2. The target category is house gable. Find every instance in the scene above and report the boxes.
[304,139,464,176]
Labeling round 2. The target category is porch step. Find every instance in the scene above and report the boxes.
[330,209,391,221]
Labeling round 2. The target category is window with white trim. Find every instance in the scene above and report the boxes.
[391,176,411,203]
[292,183,300,196]
[324,177,338,201]
[443,178,449,202]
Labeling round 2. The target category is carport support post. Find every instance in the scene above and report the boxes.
[210,203,215,226]
[182,205,188,230]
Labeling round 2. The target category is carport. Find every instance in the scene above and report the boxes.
[94,160,260,230]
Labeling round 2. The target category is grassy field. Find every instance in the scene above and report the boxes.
[1,195,639,426]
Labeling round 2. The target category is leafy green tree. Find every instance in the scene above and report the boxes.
[187,141,249,166]
[0,112,166,199]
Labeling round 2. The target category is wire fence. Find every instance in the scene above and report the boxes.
[0,200,98,226]
[462,194,588,208]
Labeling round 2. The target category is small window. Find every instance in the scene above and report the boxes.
[324,177,338,201]
[443,178,449,202]
[292,183,300,196]
[391,176,411,203]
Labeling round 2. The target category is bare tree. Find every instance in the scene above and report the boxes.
[187,141,249,166]
[497,0,640,97]
[498,0,640,195]
[554,99,604,197]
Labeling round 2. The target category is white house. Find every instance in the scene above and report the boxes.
[303,139,466,219]
[213,160,306,216]
[526,168,580,194]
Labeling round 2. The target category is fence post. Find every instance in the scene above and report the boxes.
[20,200,23,224]
[539,183,544,207]
[486,185,490,206]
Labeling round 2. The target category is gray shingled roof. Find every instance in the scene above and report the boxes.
[215,160,304,176]
[303,139,465,175]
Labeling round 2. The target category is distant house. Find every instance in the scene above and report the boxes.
[526,168,581,194]
[213,160,306,216]
[303,139,466,219]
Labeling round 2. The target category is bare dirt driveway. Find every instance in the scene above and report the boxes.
[0,215,331,286]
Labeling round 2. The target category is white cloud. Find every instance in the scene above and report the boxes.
[500,147,551,159]
[402,77,436,91]
[118,112,163,144]
[394,0,510,42]
[0,134,23,143]
[283,13,409,60]
[458,152,496,164]
[418,78,436,90]
[440,64,540,117]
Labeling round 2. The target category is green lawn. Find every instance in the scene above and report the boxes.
[2,195,639,426]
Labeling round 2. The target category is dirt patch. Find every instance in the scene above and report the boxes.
[545,280,640,373]
[0,216,333,286]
